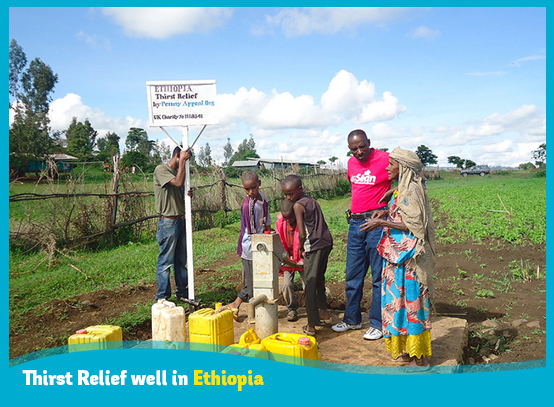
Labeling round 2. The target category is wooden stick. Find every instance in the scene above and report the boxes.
[70,264,96,284]
[497,194,512,215]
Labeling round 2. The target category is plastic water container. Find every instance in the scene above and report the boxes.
[68,325,123,353]
[239,328,261,345]
[221,342,269,359]
[188,304,234,352]
[261,332,320,363]
[151,300,187,346]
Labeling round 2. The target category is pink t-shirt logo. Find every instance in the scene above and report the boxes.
[350,169,377,185]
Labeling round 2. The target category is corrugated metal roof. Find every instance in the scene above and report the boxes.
[231,160,260,167]
[46,153,78,161]
[246,157,313,165]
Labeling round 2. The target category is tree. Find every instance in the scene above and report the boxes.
[65,117,97,160]
[447,156,475,169]
[106,132,121,156]
[317,160,326,166]
[246,135,256,152]
[464,159,476,169]
[122,128,152,170]
[416,145,438,167]
[519,162,535,171]
[125,127,152,155]
[223,138,234,167]
[447,156,463,168]
[532,143,546,167]
[329,156,338,163]
[230,135,259,164]
[9,40,58,173]
[196,142,213,168]
[121,150,148,171]
[9,39,27,107]
[153,140,171,164]
[96,132,120,162]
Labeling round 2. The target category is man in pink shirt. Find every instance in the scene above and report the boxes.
[332,129,392,341]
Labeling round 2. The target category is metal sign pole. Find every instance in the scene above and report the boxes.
[158,127,181,148]
[147,80,218,302]
[182,126,195,300]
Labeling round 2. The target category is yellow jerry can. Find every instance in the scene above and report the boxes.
[188,304,234,352]
[221,342,269,359]
[261,332,320,363]
[239,328,261,346]
[68,325,123,353]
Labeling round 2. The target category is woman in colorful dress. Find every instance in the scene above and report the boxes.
[360,147,436,366]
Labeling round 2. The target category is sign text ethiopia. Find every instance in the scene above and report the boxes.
[146,80,218,127]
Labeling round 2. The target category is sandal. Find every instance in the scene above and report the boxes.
[320,317,332,324]
[302,325,316,336]
[392,354,415,363]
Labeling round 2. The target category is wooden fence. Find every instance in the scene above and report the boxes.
[9,164,349,253]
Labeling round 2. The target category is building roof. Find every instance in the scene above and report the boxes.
[246,157,314,165]
[231,160,260,167]
[46,153,78,161]
[9,152,79,161]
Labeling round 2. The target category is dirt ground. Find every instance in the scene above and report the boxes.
[9,233,545,365]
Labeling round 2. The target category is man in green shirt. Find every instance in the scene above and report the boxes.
[153,146,191,301]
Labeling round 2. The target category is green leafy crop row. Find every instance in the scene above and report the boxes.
[429,176,545,244]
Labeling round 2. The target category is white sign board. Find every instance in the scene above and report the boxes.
[146,80,218,127]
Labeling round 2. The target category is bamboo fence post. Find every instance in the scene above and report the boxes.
[110,155,120,245]
[219,170,227,212]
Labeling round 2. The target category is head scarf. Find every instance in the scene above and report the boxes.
[389,147,436,298]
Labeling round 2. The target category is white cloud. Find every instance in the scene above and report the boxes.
[477,142,540,167]
[270,129,346,164]
[7,93,148,153]
[357,104,545,168]
[369,123,425,150]
[410,105,546,167]
[481,139,513,153]
[257,92,324,129]
[256,138,275,152]
[321,70,376,118]
[12,76,542,168]
[216,87,268,131]
[410,25,440,39]
[481,104,546,136]
[512,53,546,67]
[102,7,233,39]
[9,102,18,124]
[48,93,145,137]
[258,7,415,37]
[356,91,406,123]
[214,70,405,133]
[11,71,403,166]
[370,122,402,141]
[75,31,112,50]
[432,104,545,148]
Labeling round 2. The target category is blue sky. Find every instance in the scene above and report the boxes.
[9,7,546,168]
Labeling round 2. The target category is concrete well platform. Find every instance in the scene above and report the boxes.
[231,305,468,367]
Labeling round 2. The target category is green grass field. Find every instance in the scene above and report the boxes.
[9,170,546,345]
[428,172,545,244]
